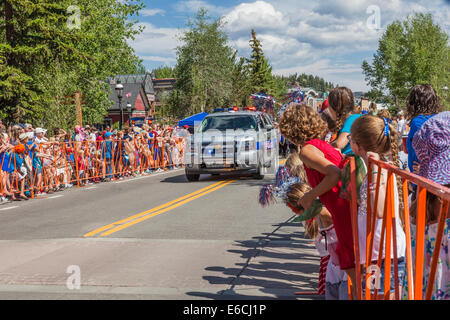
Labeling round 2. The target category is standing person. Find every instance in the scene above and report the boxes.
[0,133,16,201]
[279,103,357,298]
[327,87,362,156]
[34,128,48,144]
[409,111,450,300]
[369,102,378,116]
[406,85,442,176]
[349,115,406,299]
[101,132,114,181]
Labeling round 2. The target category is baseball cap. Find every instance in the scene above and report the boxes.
[412,111,450,185]
[35,127,47,134]
[19,133,29,141]
[104,132,113,138]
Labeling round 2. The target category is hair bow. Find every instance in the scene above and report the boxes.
[383,117,392,137]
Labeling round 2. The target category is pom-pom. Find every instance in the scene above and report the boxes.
[275,166,290,188]
[259,184,275,207]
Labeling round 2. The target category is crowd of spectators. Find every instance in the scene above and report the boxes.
[0,121,191,202]
[263,84,448,300]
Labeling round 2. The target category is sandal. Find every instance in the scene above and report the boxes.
[19,195,29,201]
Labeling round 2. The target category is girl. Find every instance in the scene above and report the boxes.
[286,183,348,299]
[326,87,362,156]
[0,133,16,201]
[406,85,442,176]
[409,111,449,300]
[349,115,406,299]
[279,103,357,297]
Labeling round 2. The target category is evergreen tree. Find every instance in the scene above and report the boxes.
[246,29,274,95]
[0,0,80,122]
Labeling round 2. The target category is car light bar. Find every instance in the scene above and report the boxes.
[212,106,258,113]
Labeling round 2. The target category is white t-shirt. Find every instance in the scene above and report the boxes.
[35,137,48,144]
[358,164,406,264]
[397,119,407,136]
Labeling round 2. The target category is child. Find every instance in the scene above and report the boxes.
[279,103,357,298]
[285,182,348,298]
[327,87,362,155]
[409,111,449,300]
[0,133,16,201]
[349,115,407,299]
[405,85,442,176]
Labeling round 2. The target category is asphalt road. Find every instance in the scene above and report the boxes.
[0,167,322,300]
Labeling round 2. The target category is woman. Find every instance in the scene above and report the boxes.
[327,87,362,156]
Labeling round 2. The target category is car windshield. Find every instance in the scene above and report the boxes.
[199,115,257,132]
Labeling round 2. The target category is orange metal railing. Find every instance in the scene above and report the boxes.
[0,137,186,199]
[347,156,450,300]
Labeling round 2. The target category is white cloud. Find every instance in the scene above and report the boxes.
[130,0,450,92]
[223,1,287,33]
[141,9,166,16]
[129,22,183,63]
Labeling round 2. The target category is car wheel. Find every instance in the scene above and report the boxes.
[186,173,200,182]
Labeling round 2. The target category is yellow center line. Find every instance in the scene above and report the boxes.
[83,180,228,238]
[100,179,236,237]
[85,159,285,238]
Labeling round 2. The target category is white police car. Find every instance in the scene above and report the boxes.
[184,107,279,182]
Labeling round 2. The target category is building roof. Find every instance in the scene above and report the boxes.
[107,73,155,95]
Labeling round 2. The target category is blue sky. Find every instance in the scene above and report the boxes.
[130,0,450,92]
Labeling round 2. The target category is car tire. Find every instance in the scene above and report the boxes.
[253,164,264,180]
[186,172,200,182]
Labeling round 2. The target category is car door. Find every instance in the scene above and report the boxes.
[262,114,279,174]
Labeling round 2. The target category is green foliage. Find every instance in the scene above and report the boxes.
[153,65,175,79]
[362,13,449,113]
[282,73,335,92]
[0,0,145,127]
[246,29,274,95]
[171,9,234,117]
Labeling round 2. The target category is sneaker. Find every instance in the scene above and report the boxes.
[156,168,164,173]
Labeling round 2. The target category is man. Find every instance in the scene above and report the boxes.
[24,124,33,133]
[34,128,48,144]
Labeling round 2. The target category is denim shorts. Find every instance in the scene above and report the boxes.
[363,257,406,295]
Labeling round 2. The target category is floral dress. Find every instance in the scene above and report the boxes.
[402,219,450,300]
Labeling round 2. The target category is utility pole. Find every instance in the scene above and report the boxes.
[75,91,83,127]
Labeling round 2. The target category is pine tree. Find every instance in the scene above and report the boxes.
[246,29,274,95]
[0,0,80,122]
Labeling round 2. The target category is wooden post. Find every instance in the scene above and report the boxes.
[75,91,82,127]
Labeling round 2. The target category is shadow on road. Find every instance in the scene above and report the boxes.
[186,217,323,300]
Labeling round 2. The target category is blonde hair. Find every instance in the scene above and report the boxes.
[351,115,404,223]
[285,183,319,239]
[285,152,307,181]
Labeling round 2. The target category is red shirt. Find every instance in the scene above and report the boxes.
[303,139,355,270]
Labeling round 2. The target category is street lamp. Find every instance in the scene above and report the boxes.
[126,102,133,126]
[115,80,124,130]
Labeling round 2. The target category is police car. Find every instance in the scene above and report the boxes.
[184,107,279,182]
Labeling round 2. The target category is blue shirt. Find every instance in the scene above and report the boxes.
[407,115,435,173]
[340,114,363,155]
